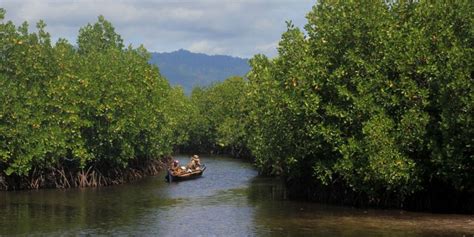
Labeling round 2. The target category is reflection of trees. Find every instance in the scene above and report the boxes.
[246,177,474,237]
[0,178,177,235]
[247,176,287,205]
[247,176,303,236]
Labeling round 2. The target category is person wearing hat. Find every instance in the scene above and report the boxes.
[193,155,201,169]
[187,155,201,170]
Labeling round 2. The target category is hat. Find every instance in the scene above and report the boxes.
[192,155,199,159]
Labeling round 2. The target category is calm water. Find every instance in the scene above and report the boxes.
[1,155,473,236]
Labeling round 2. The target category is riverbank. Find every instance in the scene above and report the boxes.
[286,177,474,214]
[189,152,474,214]
[0,157,171,191]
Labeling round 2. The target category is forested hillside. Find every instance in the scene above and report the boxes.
[150,49,249,93]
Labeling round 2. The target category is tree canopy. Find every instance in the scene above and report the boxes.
[244,0,473,205]
[183,1,473,210]
[0,10,188,180]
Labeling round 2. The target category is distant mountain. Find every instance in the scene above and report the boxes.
[150,49,250,93]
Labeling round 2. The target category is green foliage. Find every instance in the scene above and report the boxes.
[77,15,124,54]
[0,12,185,176]
[161,86,194,150]
[185,77,249,156]
[244,0,473,200]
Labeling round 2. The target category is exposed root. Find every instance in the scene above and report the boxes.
[0,156,170,191]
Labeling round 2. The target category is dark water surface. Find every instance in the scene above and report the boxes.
[1,155,473,236]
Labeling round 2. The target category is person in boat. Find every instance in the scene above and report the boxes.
[186,155,201,171]
[170,160,183,174]
[171,160,179,170]
[192,155,201,169]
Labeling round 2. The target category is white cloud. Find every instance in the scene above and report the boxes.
[1,0,314,58]
[255,41,279,56]
[188,40,227,55]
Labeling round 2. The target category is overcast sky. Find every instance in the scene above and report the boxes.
[1,0,315,58]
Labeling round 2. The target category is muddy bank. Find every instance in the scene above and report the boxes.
[0,157,171,191]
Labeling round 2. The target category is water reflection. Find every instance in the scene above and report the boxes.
[0,155,472,236]
[248,176,474,237]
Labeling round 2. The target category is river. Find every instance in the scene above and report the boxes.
[1,155,473,236]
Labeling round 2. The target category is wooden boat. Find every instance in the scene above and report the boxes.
[165,165,206,182]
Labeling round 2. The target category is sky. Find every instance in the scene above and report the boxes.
[1,0,315,58]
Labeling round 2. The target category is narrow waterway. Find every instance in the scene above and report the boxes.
[1,155,473,236]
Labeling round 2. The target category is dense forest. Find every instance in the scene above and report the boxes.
[183,1,473,212]
[0,1,472,212]
[0,10,191,189]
